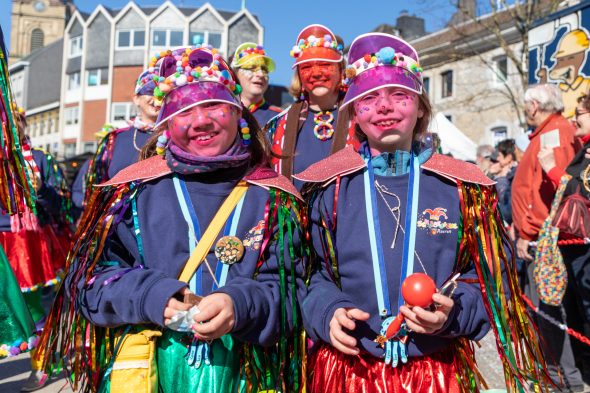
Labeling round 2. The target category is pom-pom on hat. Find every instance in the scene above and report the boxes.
[150,46,242,128]
[135,65,161,96]
[231,42,275,72]
[290,24,343,69]
[340,33,424,111]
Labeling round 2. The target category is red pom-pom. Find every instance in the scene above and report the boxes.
[363,54,372,63]
[401,273,436,308]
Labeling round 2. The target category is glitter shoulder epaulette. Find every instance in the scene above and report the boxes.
[422,154,495,186]
[293,146,365,186]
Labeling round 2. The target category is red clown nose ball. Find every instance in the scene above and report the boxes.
[401,273,437,308]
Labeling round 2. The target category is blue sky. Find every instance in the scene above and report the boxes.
[2,0,455,86]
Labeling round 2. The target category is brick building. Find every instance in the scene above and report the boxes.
[60,1,264,157]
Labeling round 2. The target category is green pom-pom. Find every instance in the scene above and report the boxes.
[234,84,242,95]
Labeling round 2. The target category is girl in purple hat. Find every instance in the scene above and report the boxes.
[37,46,307,393]
[296,33,550,392]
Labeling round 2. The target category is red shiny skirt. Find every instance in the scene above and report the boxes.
[0,226,68,291]
[308,344,460,393]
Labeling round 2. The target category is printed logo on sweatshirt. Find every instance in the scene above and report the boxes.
[243,220,266,250]
[417,207,458,235]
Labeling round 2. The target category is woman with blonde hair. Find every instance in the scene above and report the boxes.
[268,24,358,189]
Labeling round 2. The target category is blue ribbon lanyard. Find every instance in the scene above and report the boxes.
[172,175,246,294]
[362,145,421,317]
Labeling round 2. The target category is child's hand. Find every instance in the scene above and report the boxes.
[399,293,454,334]
[329,308,370,356]
[164,287,192,325]
[192,293,235,340]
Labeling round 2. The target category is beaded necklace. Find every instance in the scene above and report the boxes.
[313,110,335,140]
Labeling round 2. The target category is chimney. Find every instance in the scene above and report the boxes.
[396,12,426,40]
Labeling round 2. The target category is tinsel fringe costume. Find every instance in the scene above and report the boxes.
[298,148,552,393]
[0,27,39,359]
[0,148,72,292]
[36,156,308,393]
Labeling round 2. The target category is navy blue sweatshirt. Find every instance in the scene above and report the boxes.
[71,127,152,215]
[252,102,281,129]
[302,153,491,359]
[75,164,306,347]
[291,110,339,190]
[0,149,63,231]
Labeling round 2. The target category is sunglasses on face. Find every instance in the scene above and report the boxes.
[240,66,269,77]
[575,108,590,118]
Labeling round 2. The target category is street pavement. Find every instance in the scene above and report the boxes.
[1,331,588,392]
[0,353,72,393]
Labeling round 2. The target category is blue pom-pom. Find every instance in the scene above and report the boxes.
[221,70,231,79]
[157,135,168,144]
[377,47,395,64]
[337,44,343,51]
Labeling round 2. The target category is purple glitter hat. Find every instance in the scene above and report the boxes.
[340,33,424,111]
[153,46,242,128]
[135,67,159,96]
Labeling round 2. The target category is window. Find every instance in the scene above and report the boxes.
[116,29,145,49]
[64,107,79,126]
[69,36,83,57]
[152,29,183,48]
[170,31,183,46]
[190,31,205,46]
[441,70,453,98]
[189,30,222,48]
[444,114,453,123]
[48,118,54,134]
[30,28,44,52]
[491,126,508,146]
[67,72,80,90]
[87,69,107,86]
[117,31,130,47]
[83,142,96,153]
[39,120,45,136]
[494,56,508,83]
[64,143,77,158]
[209,33,222,48]
[423,77,430,94]
[111,103,137,122]
[134,30,145,47]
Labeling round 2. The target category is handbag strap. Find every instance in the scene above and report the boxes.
[548,174,572,220]
[582,164,590,194]
[177,180,249,283]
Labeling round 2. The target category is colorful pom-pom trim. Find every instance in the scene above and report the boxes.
[0,334,40,359]
[239,118,251,146]
[344,46,423,86]
[290,34,343,58]
[149,46,240,108]
[156,130,171,156]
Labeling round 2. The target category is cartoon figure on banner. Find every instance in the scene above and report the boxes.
[531,9,590,119]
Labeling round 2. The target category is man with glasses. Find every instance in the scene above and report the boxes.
[231,43,281,127]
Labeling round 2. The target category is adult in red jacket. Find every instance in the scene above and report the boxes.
[511,83,584,391]
[512,84,580,260]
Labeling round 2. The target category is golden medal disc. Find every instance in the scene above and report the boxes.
[214,236,245,265]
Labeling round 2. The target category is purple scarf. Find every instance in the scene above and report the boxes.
[166,138,250,175]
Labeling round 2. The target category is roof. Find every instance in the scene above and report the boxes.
[95,4,258,22]
[410,0,558,68]
[19,37,63,63]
